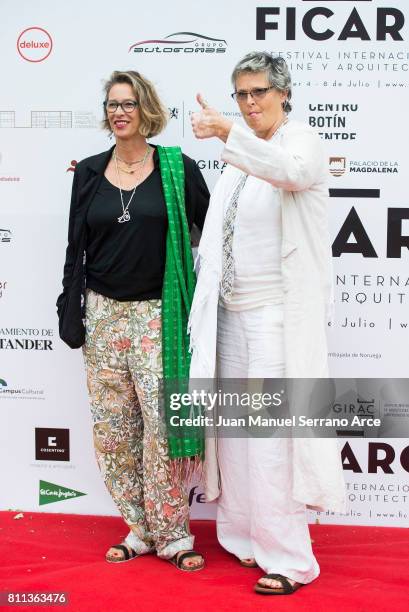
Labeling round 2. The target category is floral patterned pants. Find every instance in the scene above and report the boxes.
[83,289,194,559]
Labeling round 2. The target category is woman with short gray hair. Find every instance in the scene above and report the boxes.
[189,52,345,594]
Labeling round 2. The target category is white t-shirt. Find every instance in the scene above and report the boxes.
[220,176,283,311]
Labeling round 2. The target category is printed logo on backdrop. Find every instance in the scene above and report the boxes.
[168,107,179,120]
[0,280,8,300]
[39,480,86,506]
[0,112,97,129]
[35,428,70,462]
[129,32,227,55]
[0,377,45,400]
[0,229,12,244]
[66,160,77,173]
[0,327,54,351]
[309,440,409,524]
[196,159,227,174]
[255,3,407,89]
[331,390,379,437]
[329,157,399,176]
[309,103,358,141]
[0,152,21,182]
[327,186,409,339]
[188,486,206,506]
[329,157,346,177]
[256,4,404,42]
[17,27,53,63]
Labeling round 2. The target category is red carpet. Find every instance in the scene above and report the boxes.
[0,511,408,611]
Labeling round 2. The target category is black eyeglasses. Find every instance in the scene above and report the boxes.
[231,86,275,102]
[104,100,139,113]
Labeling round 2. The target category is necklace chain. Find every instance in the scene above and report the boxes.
[115,152,146,166]
[114,145,150,224]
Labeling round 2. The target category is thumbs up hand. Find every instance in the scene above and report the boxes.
[191,93,232,142]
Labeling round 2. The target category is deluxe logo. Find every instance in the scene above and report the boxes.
[0,229,12,243]
[129,32,227,54]
[256,5,404,41]
[17,27,53,62]
[35,428,70,461]
[329,157,346,177]
[39,480,86,506]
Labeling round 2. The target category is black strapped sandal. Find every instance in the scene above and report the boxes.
[106,543,139,563]
[169,550,205,572]
[254,573,303,595]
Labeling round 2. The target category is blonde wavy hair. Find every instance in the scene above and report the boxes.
[102,70,168,138]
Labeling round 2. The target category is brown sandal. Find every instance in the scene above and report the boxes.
[169,550,204,572]
[254,573,303,595]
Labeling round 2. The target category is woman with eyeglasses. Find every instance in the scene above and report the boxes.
[57,70,209,571]
[189,52,345,594]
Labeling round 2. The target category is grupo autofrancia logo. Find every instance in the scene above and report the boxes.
[17,27,53,63]
[129,31,227,54]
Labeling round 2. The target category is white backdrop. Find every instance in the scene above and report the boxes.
[1,0,408,526]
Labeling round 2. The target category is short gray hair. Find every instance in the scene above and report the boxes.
[231,52,292,113]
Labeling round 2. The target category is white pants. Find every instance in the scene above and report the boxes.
[216,304,320,584]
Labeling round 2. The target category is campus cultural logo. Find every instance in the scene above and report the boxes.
[129,32,227,54]
[17,27,53,63]
[0,376,45,400]
[35,428,70,461]
[39,480,86,506]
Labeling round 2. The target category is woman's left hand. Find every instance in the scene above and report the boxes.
[191,93,233,142]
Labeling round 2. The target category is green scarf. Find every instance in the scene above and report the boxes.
[158,145,204,461]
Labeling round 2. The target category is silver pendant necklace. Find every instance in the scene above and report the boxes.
[113,145,150,223]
